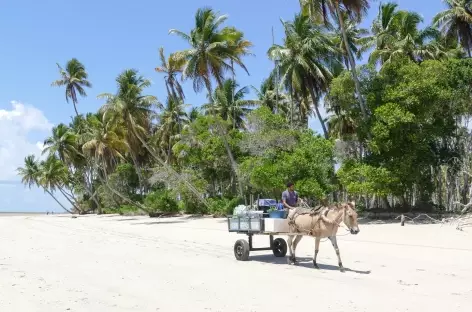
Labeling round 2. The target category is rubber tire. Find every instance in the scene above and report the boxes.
[272,238,288,257]
[234,239,250,261]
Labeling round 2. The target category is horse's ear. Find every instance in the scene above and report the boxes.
[349,201,356,208]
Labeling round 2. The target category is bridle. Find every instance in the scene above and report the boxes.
[329,204,352,232]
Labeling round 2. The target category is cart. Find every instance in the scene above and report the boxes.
[227,214,288,261]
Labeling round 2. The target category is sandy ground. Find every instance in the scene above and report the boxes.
[0,215,471,312]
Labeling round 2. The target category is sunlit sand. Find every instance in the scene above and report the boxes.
[0,215,471,311]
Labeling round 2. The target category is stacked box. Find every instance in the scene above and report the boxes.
[264,218,289,233]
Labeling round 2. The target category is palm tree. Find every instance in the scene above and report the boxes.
[67,113,103,213]
[169,7,251,94]
[17,155,72,213]
[82,112,128,175]
[332,13,370,69]
[69,114,88,136]
[39,155,80,212]
[433,0,472,57]
[326,103,357,139]
[369,8,451,66]
[98,69,159,198]
[204,79,258,129]
[170,7,253,199]
[52,58,92,117]
[188,107,202,122]
[42,123,81,164]
[268,13,335,137]
[99,69,158,163]
[100,69,210,207]
[153,96,190,163]
[251,76,289,114]
[366,2,400,65]
[222,26,254,107]
[80,112,128,214]
[155,47,186,100]
[300,0,370,121]
[222,26,253,62]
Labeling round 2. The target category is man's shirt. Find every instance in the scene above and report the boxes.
[282,190,298,207]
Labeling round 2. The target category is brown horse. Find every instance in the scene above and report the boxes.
[286,201,360,272]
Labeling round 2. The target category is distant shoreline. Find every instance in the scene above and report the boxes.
[0,212,65,216]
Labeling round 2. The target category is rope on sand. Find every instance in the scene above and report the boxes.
[396,213,472,231]
[396,214,443,223]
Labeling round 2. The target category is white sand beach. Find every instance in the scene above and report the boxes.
[0,214,471,312]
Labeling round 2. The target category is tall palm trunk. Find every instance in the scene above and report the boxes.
[206,84,245,202]
[307,80,329,138]
[335,3,368,123]
[84,162,101,213]
[72,102,80,118]
[124,125,145,195]
[231,60,236,130]
[58,187,80,212]
[44,189,73,214]
[71,88,80,117]
[97,171,150,212]
[306,80,337,200]
[129,151,144,194]
[95,163,149,211]
[167,135,172,164]
[128,123,210,208]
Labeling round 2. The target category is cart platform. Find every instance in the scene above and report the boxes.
[227,215,289,261]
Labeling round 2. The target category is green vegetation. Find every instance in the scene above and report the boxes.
[17,2,472,215]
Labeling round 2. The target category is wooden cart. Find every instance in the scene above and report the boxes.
[227,214,288,261]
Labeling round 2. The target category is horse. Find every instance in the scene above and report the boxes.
[286,201,360,272]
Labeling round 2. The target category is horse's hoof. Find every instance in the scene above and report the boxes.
[313,262,319,269]
[339,267,345,273]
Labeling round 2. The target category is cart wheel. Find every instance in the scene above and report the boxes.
[234,239,250,261]
[272,238,287,257]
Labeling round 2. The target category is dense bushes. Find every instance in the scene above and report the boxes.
[144,190,180,217]
[102,191,241,218]
[207,197,242,217]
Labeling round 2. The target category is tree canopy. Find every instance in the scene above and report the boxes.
[18,2,472,215]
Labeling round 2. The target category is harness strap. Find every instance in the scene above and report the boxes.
[288,205,349,236]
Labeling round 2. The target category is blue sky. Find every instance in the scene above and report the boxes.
[0,0,444,212]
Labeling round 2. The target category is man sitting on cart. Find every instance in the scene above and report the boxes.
[281,182,299,210]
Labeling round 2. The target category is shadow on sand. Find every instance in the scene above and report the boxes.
[357,218,401,225]
[112,218,142,222]
[249,255,371,274]
[130,220,186,226]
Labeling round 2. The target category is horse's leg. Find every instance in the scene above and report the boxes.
[313,237,321,269]
[328,236,344,272]
[292,235,303,264]
[287,235,294,264]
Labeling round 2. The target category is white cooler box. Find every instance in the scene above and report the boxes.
[264,218,289,233]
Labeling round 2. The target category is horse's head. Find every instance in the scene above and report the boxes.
[341,201,360,235]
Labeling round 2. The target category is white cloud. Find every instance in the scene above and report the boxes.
[0,101,53,180]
